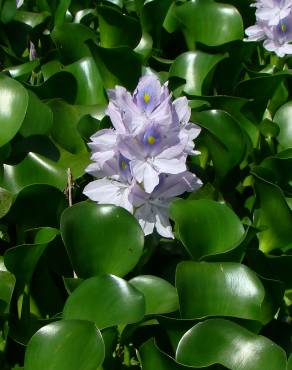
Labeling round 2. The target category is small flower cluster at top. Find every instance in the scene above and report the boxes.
[245,0,292,57]
[83,75,202,238]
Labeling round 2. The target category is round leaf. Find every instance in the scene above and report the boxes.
[63,275,145,329]
[170,199,245,260]
[176,261,265,321]
[0,73,28,147]
[174,0,243,48]
[60,202,144,278]
[24,320,105,370]
[176,318,287,370]
[129,275,179,315]
[274,101,292,150]
[169,51,227,96]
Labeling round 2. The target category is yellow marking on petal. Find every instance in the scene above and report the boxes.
[281,23,287,32]
[143,93,150,103]
[121,160,127,170]
[147,135,156,145]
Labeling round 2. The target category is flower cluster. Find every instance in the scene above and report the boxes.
[245,0,292,57]
[83,75,202,238]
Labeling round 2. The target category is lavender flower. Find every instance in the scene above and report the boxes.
[16,0,24,8]
[83,75,202,238]
[245,0,292,57]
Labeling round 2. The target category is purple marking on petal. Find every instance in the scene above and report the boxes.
[118,153,132,182]
[142,125,161,149]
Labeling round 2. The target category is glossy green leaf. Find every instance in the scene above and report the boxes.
[260,149,292,194]
[19,90,53,137]
[288,354,292,370]
[88,42,142,90]
[60,202,144,278]
[24,320,105,370]
[235,74,286,120]
[1,0,16,23]
[0,270,16,314]
[170,199,244,260]
[140,0,173,34]
[0,187,13,219]
[48,99,87,154]
[253,169,292,253]
[4,228,59,284]
[51,23,97,63]
[97,5,141,48]
[176,318,287,370]
[192,109,247,178]
[0,74,28,147]
[54,0,71,27]
[169,51,227,96]
[57,147,90,180]
[63,275,145,329]
[14,10,50,27]
[274,101,292,150]
[176,261,265,321]
[0,152,67,193]
[174,0,244,48]
[6,185,67,229]
[140,339,190,370]
[27,72,77,104]
[129,275,179,315]
[64,57,107,106]
[5,60,40,79]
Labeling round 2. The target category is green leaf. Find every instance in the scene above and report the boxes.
[4,228,59,284]
[176,318,287,370]
[5,60,40,79]
[0,73,28,147]
[0,270,16,314]
[274,101,292,150]
[48,99,87,154]
[170,199,244,260]
[169,51,227,96]
[14,10,50,28]
[140,0,173,34]
[63,275,145,329]
[1,0,16,23]
[27,72,77,104]
[88,42,142,90]
[97,5,141,48]
[192,109,247,178]
[253,169,292,253]
[176,261,265,321]
[64,57,107,106]
[129,275,179,315]
[140,339,190,370]
[60,202,144,278]
[174,0,243,48]
[19,90,53,137]
[0,152,67,194]
[0,187,13,219]
[6,185,67,229]
[51,23,97,63]
[24,320,105,370]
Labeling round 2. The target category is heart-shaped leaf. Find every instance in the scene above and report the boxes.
[174,0,243,48]
[176,318,287,370]
[129,275,179,315]
[63,275,145,329]
[176,261,265,321]
[0,74,28,147]
[170,199,244,260]
[60,202,144,278]
[24,320,105,370]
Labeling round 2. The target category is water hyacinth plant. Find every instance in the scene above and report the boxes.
[0,0,292,369]
[245,0,292,56]
[83,75,202,237]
